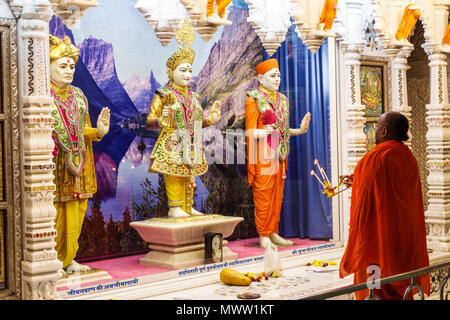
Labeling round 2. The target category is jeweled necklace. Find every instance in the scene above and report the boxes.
[258,89,288,137]
[171,86,195,137]
[51,81,71,102]
[51,84,80,147]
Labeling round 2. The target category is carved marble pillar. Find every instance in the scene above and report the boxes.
[424,51,450,252]
[337,1,366,242]
[390,46,413,147]
[342,45,366,241]
[12,0,62,299]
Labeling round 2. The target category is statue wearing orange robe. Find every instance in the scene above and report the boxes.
[245,59,310,248]
[319,0,338,31]
[339,133,430,299]
[395,4,421,41]
[245,94,288,239]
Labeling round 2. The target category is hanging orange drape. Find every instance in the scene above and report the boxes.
[339,140,430,300]
[395,4,421,41]
[319,0,338,31]
[245,97,287,237]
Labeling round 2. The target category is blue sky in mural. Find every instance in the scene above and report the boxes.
[72,0,226,85]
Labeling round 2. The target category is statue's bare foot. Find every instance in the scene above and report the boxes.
[207,13,232,26]
[270,233,294,247]
[66,260,91,274]
[168,207,190,218]
[190,208,204,216]
[260,236,277,249]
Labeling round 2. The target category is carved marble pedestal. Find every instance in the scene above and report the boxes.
[56,269,111,288]
[130,214,243,269]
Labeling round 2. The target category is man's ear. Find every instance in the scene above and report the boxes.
[381,126,389,138]
[257,74,263,82]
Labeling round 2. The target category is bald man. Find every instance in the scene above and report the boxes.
[339,111,430,300]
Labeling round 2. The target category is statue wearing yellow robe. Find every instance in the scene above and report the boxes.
[145,19,221,217]
[49,35,110,272]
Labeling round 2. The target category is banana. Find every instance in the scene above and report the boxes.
[313,260,324,267]
[220,268,251,286]
[306,260,338,267]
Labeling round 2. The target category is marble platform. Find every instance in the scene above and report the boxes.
[130,214,244,269]
[56,268,111,288]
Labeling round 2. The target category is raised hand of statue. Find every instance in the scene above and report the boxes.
[299,112,311,133]
[207,100,221,125]
[97,107,110,138]
[289,112,311,137]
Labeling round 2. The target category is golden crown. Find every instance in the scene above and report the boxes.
[49,35,79,63]
[166,18,196,71]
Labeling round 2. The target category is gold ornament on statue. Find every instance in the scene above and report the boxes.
[166,18,196,71]
[310,159,348,198]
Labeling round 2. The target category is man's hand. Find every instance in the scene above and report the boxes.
[96,107,110,137]
[340,174,354,188]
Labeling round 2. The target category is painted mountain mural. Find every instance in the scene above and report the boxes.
[124,71,161,114]
[78,37,139,119]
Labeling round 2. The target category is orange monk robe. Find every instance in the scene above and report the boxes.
[245,97,287,237]
[339,140,430,300]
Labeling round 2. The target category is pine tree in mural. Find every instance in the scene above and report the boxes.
[89,194,108,257]
[154,174,169,218]
[76,194,108,259]
[133,177,156,221]
[106,214,120,255]
[116,206,146,252]
[77,215,92,259]
[118,206,133,253]
[204,175,225,214]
